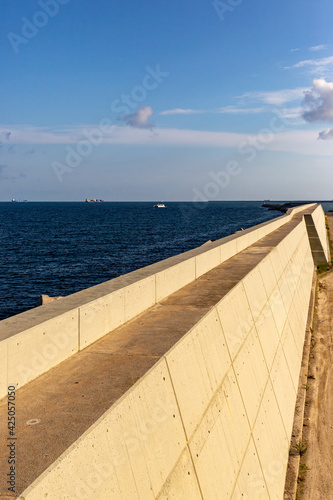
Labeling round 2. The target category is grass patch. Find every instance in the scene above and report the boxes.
[317,263,332,274]
[297,462,309,483]
[325,215,333,261]
[296,461,309,500]
[294,440,308,456]
[316,215,333,275]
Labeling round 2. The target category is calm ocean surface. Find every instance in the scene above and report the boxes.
[1,201,332,321]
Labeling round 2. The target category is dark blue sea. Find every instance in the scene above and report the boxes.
[1,201,332,321]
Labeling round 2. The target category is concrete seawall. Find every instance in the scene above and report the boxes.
[0,203,329,499]
[0,203,320,399]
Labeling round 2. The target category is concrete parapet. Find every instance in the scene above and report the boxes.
[4,309,79,392]
[311,204,330,261]
[304,206,330,265]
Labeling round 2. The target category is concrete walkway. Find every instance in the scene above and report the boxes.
[0,209,312,498]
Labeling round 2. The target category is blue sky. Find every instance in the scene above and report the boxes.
[1,0,333,201]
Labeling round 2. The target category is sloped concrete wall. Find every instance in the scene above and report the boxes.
[0,204,316,399]
[21,214,316,499]
[311,204,329,260]
[305,204,330,264]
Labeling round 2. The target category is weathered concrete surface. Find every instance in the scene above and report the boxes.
[0,203,327,499]
[0,205,318,401]
[3,309,79,396]
[35,294,63,306]
[0,304,210,497]
[0,231,277,497]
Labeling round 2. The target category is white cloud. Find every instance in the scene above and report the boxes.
[302,78,333,122]
[309,45,328,52]
[216,106,265,114]
[279,107,302,117]
[286,56,333,75]
[270,110,304,128]
[293,56,333,68]
[238,87,308,106]
[290,48,300,52]
[161,104,301,116]
[1,123,243,147]
[160,87,309,119]
[119,105,155,129]
[318,128,333,140]
[160,108,205,115]
[161,106,266,115]
[3,123,333,157]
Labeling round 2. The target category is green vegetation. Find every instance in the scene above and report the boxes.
[317,263,331,274]
[325,216,333,262]
[294,439,308,456]
[296,462,310,498]
[316,216,333,275]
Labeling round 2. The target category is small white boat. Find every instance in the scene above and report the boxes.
[153,202,166,208]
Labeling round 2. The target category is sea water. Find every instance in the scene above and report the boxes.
[1,201,331,320]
